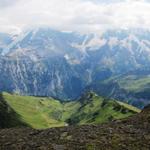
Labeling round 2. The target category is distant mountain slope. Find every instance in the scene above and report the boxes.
[89,68,150,108]
[0,101,149,150]
[0,33,12,54]
[0,92,140,129]
[0,28,86,100]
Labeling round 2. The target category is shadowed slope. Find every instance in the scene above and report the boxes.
[0,94,28,128]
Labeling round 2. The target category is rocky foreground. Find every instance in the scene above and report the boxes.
[0,105,150,150]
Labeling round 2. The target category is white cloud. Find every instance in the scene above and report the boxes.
[0,0,19,8]
[0,0,149,34]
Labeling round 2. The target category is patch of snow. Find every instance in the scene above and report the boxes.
[108,37,119,49]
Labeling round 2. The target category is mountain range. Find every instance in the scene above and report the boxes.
[0,27,150,108]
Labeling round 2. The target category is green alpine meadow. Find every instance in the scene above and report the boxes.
[0,92,140,129]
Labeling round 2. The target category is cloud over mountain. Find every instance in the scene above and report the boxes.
[0,0,149,33]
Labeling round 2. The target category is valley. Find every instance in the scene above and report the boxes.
[0,92,140,129]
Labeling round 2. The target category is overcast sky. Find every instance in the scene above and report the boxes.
[0,0,150,34]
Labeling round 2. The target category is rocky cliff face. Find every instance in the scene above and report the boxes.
[0,56,85,99]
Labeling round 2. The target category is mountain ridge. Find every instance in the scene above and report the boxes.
[0,92,140,129]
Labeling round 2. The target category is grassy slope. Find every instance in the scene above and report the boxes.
[66,93,140,125]
[2,92,140,129]
[2,92,67,128]
[117,75,150,92]
[102,74,150,93]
